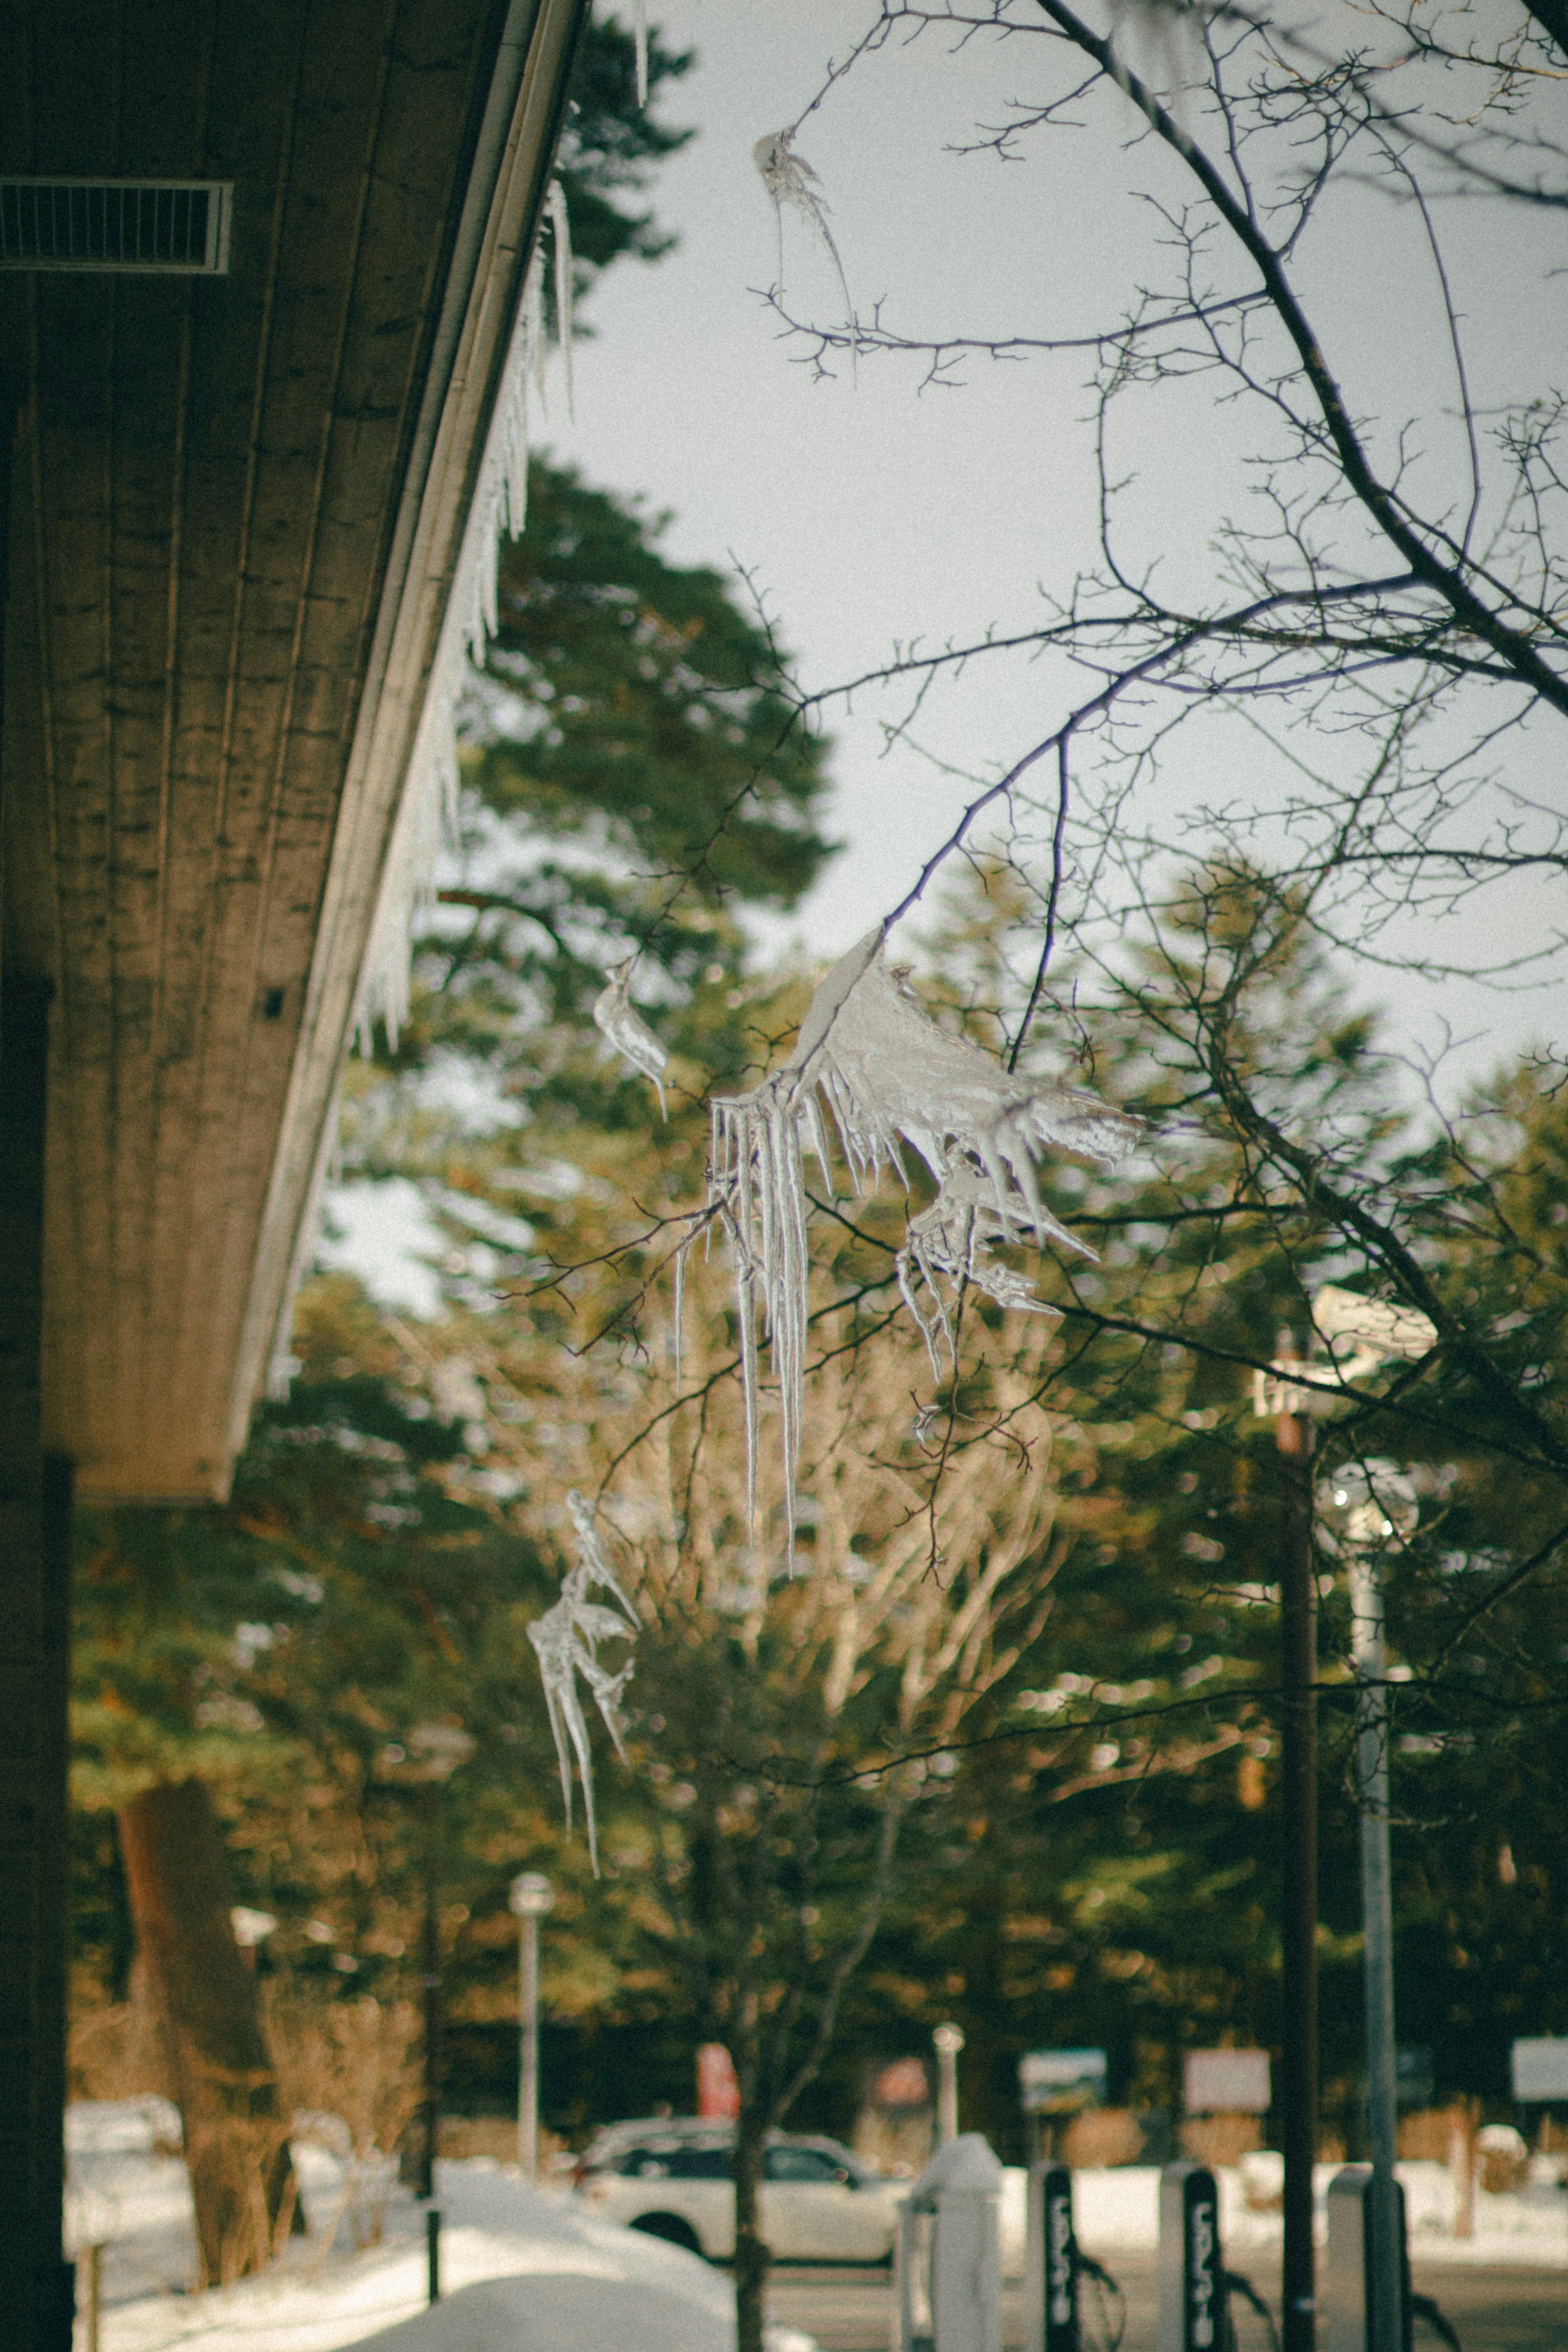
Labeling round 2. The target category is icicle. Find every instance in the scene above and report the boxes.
[753,127,857,375]
[526,1490,638,1874]
[706,929,1141,1545]
[548,179,574,420]
[351,196,557,1051]
[896,1167,1067,1380]
[634,0,648,106]
[524,244,547,406]
[593,956,668,1115]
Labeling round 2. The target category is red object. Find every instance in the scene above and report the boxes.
[871,2057,930,2111]
[697,2042,740,2119]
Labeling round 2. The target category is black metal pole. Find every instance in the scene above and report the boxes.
[1277,1345,1318,2352]
[0,970,76,2352]
[418,1782,442,2202]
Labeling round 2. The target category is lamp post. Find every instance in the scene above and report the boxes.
[510,1871,555,2181]
[1270,1329,1319,2352]
[933,2022,965,2146]
[1255,1289,1434,2352]
[402,1723,475,2202]
[1322,1461,1419,2352]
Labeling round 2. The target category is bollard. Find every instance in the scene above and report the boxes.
[1023,2162,1078,2352]
[1324,2167,1413,2352]
[83,2243,103,2352]
[895,2131,1003,2352]
[426,2205,442,2303]
[1158,2162,1227,2352]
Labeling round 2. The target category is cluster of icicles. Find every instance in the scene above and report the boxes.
[686,927,1139,1543]
[342,106,1129,1864]
[352,183,576,1052]
[531,930,1141,1866]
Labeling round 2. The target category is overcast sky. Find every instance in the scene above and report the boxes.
[547,0,1565,1052]
[323,0,1565,1307]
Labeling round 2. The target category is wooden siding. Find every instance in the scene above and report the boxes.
[0,0,582,1496]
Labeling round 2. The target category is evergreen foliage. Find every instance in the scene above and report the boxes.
[555,14,694,286]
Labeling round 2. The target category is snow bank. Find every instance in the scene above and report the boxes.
[69,2119,815,2352]
[339,2268,768,2352]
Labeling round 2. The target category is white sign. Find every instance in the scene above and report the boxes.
[1312,1286,1437,1362]
[1512,2037,1568,2100]
[1185,2048,1271,2114]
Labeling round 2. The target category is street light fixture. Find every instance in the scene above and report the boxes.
[510,1872,555,2182]
[932,2023,965,2146]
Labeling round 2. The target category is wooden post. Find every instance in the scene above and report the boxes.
[82,2244,102,2352]
[1448,2100,1477,2240]
[0,968,76,2352]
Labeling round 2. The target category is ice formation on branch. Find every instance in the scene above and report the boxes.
[896,1166,1067,1377]
[633,0,648,106]
[527,1490,639,1873]
[699,927,1142,1547]
[593,956,668,1116]
[753,127,855,361]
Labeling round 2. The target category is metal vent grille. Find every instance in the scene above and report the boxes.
[0,179,232,274]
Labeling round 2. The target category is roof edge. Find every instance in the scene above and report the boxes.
[200,0,586,1502]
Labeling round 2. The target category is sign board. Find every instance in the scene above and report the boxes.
[1184,2049,1271,2116]
[1512,2037,1568,2101]
[1019,2047,1107,2114]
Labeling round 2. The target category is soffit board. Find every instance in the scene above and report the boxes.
[0,0,584,1498]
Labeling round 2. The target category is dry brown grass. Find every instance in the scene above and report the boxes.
[183,2098,299,2287]
[436,2117,570,2167]
[263,1986,422,2248]
[1059,2108,1148,2167]
[67,1960,177,2119]
[1178,2112,1264,2170]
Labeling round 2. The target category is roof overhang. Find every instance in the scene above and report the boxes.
[0,0,586,1500]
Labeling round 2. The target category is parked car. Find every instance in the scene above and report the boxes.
[575,2118,903,2263]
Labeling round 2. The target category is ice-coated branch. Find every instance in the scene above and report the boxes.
[527,1489,639,1873]
[593,957,669,1116]
[753,128,856,367]
[700,926,1141,1551]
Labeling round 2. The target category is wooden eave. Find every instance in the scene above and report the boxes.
[0,0,586,1500]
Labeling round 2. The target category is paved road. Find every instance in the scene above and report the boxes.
[766,2255,1568,2352]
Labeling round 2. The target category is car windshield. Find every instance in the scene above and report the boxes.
[619,2142,733,2180]
[766,2145,847,2183]
[581,2120,706,2168]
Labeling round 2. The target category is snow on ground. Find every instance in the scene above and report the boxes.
[1064,2159,1568,2268]
[68,2104,1568,2351]
[69,2106,816,2352]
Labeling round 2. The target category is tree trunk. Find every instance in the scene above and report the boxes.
[732,2095,771,2352]
[117,1778,298,2283]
